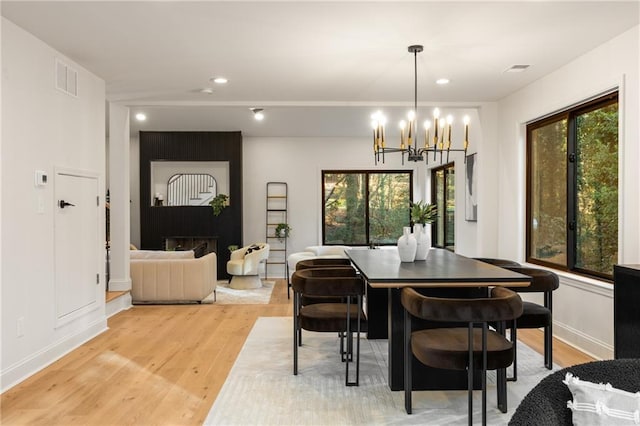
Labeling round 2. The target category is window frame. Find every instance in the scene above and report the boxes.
[525,91,619,281]
[321,169,413,246]
[431,162,455,251]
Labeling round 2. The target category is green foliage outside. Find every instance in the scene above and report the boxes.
[324,172,411,245]
[575,104,618,275]
[433,166,456,249]
[530,100,618,276]
[530,119,568,264]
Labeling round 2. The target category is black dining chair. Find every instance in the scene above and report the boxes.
[401,286,523,425]
[501,266,560,380]
[292,267,367,386]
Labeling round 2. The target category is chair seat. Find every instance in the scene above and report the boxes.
[411,328,514,371]
[301,294,345,306]
[226,259,245,275]
[516,301,551,328]
[299,303,368,332]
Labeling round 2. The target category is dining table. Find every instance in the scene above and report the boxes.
[345,247,531,411]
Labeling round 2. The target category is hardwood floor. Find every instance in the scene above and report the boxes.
[1,281,594,425]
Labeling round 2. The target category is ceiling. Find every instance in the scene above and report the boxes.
[2,1,639,137]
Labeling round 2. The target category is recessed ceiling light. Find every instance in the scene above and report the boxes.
[135,113,146,121]
[211,77,228,84]
[436,78,450,85]
[200,88,214,94]
[505,65,530,73]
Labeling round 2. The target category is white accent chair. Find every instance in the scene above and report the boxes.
[227,243,270,289]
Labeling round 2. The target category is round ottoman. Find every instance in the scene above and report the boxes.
[509,359,640,425]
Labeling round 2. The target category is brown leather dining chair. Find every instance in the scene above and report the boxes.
[401,286,523,425]
[292,267,367,386]
[292,261,356,346]
[501,266,560,380]
[474,259,559,379]
[287,257,353,298]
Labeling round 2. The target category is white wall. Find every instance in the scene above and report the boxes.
[495,25,640,359]
[1,19,107,391]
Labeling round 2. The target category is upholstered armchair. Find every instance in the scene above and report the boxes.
[226,243,270,289]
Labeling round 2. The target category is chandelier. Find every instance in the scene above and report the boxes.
[371,45,470,165]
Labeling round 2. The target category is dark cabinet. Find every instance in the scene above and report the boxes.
[614,264,640,359]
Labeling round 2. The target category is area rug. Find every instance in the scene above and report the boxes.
[202,280,275,304]
[205,317,559,425]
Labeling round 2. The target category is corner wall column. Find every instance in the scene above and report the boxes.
[108,103,132,291]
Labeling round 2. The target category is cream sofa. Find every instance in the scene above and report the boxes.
[287,245,350,277]
[130,250,217,303]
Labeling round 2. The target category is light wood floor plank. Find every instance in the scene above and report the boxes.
[1,280,592,425]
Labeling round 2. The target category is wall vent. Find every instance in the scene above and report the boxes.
[55,58,78,97]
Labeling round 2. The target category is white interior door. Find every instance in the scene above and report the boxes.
[54,170,100,322]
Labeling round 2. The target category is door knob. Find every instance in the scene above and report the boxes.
[58,200,76,209]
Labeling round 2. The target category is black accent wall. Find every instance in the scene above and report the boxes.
[139,131,243,279]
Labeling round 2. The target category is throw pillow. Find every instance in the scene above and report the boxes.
[245,244,261,255]
[564,372,640,425]
[192,243,207,258]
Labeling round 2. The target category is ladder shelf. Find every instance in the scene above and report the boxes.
[265,182,288,280]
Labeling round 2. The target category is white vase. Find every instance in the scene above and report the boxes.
[397,226,417,262]
[413,223,431,261]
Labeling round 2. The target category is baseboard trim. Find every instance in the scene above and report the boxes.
[554,319,614,360]
[0,318,107,393]
[106,292,132,318]
[108,277,131,292]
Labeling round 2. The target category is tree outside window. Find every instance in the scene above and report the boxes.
[323,171,412,245]
[431,163,455,250]
[527,92,618,279]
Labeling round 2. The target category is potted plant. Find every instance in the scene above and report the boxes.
[275,223,291,241]
[209,194,229,216]
[410,200,438,225]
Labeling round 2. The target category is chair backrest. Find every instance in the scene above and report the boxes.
[400,286,523,323]
[239,243,269,259]
[503,266,559,293]
[292,267,363,297]
[295,258,352,270]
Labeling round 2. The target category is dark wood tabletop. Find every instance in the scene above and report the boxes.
[346,248,530,288]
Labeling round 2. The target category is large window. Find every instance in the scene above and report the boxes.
[323,170,412,245]
[431,163,455,250]
[527,92,618,279]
